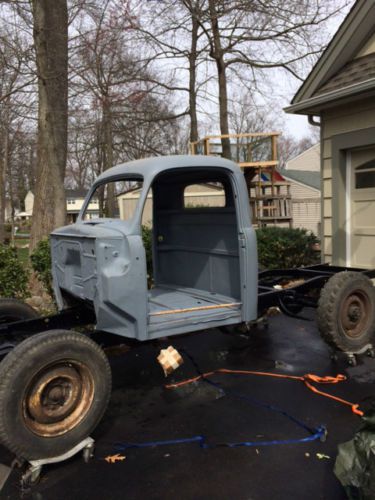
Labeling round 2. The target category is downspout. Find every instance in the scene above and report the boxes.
[308,114,324,263]
[308,115,321,127]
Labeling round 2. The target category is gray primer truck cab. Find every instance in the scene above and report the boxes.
[51,155,258,340]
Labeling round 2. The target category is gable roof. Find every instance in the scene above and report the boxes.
[65,189,88,199]
[285,0,375,115]
[281,169,320,191]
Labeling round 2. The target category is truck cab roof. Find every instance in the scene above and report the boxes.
[94,155,241,186]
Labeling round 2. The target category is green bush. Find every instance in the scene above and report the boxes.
[30,238,53,296]
[0,244,29,299]
[142,225,153,279]
[256,226,320,270]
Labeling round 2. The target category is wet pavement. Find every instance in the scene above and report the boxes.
[1,310,375,499]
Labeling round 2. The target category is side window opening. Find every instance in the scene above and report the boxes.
[83,178,143,220]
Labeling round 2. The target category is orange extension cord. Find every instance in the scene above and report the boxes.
[165,369,363,417]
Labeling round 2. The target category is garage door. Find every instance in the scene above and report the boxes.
[351,146,375,268]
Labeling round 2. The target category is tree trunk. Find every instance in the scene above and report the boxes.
[189,6,199,144]
[6,134,15,245]
[208,0,231,160]
[30,0,68,251]
[102,97,116,217]
[0,100,10,244]
[0,130,6,244]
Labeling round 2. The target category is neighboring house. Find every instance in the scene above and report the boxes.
[65,189,99,223]
[14,191,34,221]
[23,189,99,223]
[282,143,321,235]
[282,170,321,236]
[285,143,320,172]
[286,0,375,268]
[119,183,226,226]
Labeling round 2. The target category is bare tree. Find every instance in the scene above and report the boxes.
[138,0,345,157]
[0,15,35,242]
[29,0,68,250]
[136,0,209,143]
[197,0,346,159]
[68,0,185,191]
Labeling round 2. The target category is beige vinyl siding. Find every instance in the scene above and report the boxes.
[285,143,320,171]
[321,96,375,263]
[287,180,321,235]
[322,137,333,262]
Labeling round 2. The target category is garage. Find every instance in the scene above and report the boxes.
[349,146,375,268]
[285,0,375,268]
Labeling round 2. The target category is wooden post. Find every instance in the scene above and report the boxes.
[206,138,210,156]
[272,134,278,162]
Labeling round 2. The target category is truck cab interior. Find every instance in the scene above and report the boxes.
[146,167,242,335]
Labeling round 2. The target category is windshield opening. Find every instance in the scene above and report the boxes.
[82,177,144,221]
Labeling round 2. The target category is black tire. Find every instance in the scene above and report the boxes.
[0,298,39,324]
[0,329,111,460]
[317,272,375,352]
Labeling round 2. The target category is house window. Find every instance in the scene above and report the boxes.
[355,160,375,189]
[67,199,76,205]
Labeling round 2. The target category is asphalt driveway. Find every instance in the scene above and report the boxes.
[1,310,375,499]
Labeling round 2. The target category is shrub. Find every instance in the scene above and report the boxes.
[142,225,153,279]
[256,226,320,270]
[0,244,29,299]
[30,238,53,296]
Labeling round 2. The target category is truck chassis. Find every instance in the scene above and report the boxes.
[1,264,374,352]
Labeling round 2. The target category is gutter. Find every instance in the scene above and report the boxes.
[284,77,375,115]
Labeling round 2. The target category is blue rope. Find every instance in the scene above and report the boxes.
[115,427,326,452]
[114,373,327,452]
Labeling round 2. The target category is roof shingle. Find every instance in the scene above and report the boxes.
[281,169,320,191]
[314,52,375,96]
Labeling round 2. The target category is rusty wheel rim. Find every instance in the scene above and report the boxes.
[339,290,371,339]
[23,361,94,437]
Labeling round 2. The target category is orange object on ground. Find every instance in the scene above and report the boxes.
[165,369,363,417]
[105,453,126,463]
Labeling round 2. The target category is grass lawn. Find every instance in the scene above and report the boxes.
[14,238,30,265]
[17,246,30,265]
[14,238,30,246]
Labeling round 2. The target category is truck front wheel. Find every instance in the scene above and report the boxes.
[0,330,111,460]
[317,271,375,352]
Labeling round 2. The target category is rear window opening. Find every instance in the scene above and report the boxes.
[183,183,226,208]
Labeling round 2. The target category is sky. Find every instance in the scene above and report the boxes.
[281,1,355,139]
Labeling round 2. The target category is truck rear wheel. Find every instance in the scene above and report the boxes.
[0,329,111,460]
[317,272,375,352]
[0,298,39,324]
